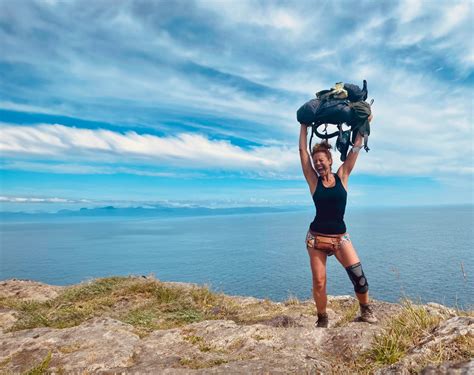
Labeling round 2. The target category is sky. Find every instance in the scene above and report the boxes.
[0,0,473,212]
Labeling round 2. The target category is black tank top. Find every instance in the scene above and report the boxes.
[310,173,347,234]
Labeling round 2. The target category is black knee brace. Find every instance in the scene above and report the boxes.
[345,262,369,293]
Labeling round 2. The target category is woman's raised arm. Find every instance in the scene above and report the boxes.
[338,132,363,181]
[338,113,373,181]
[299,124,317,194]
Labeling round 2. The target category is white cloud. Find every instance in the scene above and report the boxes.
[1,115,472,179]
[0,196,88,203]
[195,0,304,33]
[0,123,298,171]
[1,0,472,185]
[0,161,190,177]
[398,0,423,23]
[433,1,471,38]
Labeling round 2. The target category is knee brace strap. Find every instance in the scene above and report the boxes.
[345,262,368,293]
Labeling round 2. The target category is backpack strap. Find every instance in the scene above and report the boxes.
[363,133,369,151]
[309,125,315,155]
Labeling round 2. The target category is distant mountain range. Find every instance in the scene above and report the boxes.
[0,204,307,220]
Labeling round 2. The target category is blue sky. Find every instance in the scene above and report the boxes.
[0,0,473,211]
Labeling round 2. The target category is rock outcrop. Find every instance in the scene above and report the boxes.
[0,277,472,374]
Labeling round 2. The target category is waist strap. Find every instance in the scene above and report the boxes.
[309,230,347,238]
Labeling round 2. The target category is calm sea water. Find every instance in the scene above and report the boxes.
[1,205,472,308]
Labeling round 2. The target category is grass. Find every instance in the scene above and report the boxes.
[3,277,471,374]
[0,276,311,335]
[283,295,300,306]
[23,351,52,375]
[350,298,473,373]
[365,299,442,365]
[411,334,474,373]
[0,356,12,369]
[179,357,228,369]
[333,300,359,327]
[182,334,214,352]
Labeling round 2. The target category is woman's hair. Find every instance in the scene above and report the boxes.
[311,141,333,161]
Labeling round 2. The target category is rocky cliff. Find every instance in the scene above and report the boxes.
[0,277,472,374]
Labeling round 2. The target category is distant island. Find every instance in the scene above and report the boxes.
[0,204,308,220]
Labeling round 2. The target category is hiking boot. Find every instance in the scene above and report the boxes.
[315,312,329,328]
[359,303,378,324]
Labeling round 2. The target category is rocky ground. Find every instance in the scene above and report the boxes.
[0,277,472,374]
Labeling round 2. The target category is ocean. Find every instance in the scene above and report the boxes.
[1,205,472,309]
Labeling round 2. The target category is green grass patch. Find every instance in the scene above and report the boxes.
[2,276,362,338]
[23,351,52,375]
[3,277,244,333]
[182,334,214,352]
[367,299,441,365]
[0,356,12,369]
[59,276,129,303]
[179,357,228,369]
[121,304,162,332]
[348,299,445,373]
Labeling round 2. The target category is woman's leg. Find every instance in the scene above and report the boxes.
[307,247,328,313]
[333,237,369,304]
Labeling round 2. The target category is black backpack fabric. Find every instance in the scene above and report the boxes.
[313,98,354,125]
[296,98,354,126]
[296,98,320,125]
[344,80,368,102]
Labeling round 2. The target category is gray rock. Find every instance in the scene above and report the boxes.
[0,279,471,374]
[0,317,139,373]
[421,359,474,374]
[0,279,63,302]
[377,316,473,375]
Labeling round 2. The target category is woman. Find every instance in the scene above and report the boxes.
[299,122,377,328]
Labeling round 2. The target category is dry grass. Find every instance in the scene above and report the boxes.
[362,299,442,367]
[23,351,52,375]
[410,334,473,373]
[3,278,471,374]
[182,333,214,352]
[0,276,309,335]
[1,277,228,334]
[283,294,300,306]
[350,299,473,374]
[333,300,359,327]
[179,357,228,369]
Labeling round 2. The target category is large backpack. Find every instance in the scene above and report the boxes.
[296,80,371,161]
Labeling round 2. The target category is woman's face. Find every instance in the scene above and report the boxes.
[312,151,332,176]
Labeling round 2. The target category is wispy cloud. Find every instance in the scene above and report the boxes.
[1,120,472,178]
[0,123,297,171]
[0,0,472,205]
[0,196,90,203]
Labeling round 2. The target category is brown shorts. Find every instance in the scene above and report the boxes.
[305,230,351,256]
